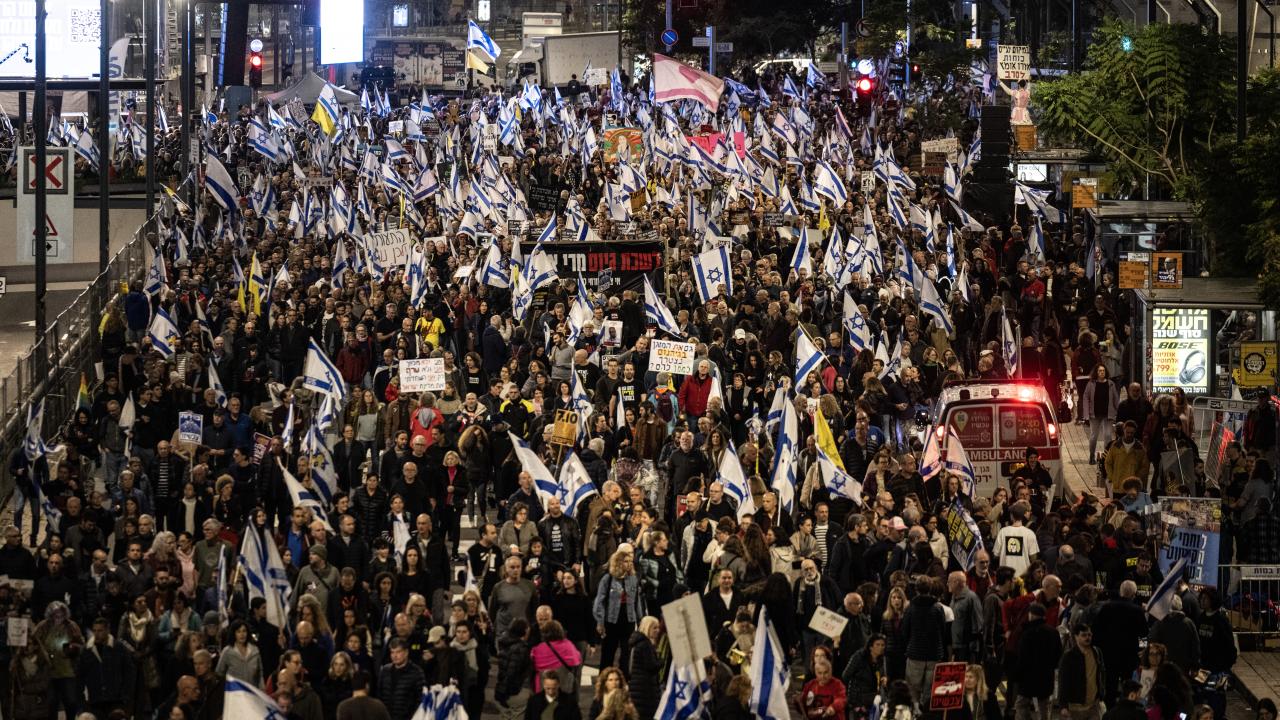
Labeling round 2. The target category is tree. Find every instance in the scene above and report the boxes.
[1033,20,1236,199]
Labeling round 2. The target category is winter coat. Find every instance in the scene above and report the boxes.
[1149,611,1201,674]
[1014,618,1062,697]
[77,636,136,706]
[1082,378,1120,420]
[902,594,949,661]
[1104,440,1149,491]
[494,633,533,703]
[841,646,885,709]
[378,661,427,720]
[627,632,662,718]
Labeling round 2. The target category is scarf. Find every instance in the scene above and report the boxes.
[128,610,154,644]
[451,636,478,671]
[796,575,819,614]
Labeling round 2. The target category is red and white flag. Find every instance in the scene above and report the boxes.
[652,53,725,111]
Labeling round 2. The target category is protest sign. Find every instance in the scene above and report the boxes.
[808,607,849,639]
[650,340,696,375]
[178,411,203,444]
[399,358,447,393]
[997,45,1031,81]
[367,228,415,269]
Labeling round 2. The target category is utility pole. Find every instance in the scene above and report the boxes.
[839,22,849,90]
[665,0,673,52]
[1238,0,1248,141]
[98,0,110,273]
[708,25,716,74]
[35,0,48,371]
[145,0,157,223]
[182,0,195,207]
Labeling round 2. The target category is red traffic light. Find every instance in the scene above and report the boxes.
[250,54,263,68]
[856,77,873,94]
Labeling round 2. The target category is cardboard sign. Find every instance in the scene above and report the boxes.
[583,67,609,86]
[650,339,697,375]
[399,358,447,393]
[921,138,960,163]
[929,662,968,711]
[1014,123,1037,151]
[997,44,1031,81]
[1118,251,1150,289]
[1152,252,1183,289]
[551,409,580,446]
[661,594,713,668]
[367,228,415,270]
[921,151,948,177]
[178,411,203,444]
[861,171,876,194]
[1073,177,1098,209]
[807,606,849,639]
[6,617,29,647]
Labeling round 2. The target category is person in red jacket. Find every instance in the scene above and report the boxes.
[800,656,847,720]
[678,360,715,420]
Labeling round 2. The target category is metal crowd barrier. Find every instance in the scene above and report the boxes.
[0,212,157,501]
[1218,563,1280,652]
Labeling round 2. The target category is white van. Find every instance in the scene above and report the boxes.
[928,380,1064,499]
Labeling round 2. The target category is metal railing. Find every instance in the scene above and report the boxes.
[0,216,155,501]
[1219,564,1280,652]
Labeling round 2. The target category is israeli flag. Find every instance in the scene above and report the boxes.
[718,442,756,519]
[949,199,985,232]
[765,385,789,430]
[691,246,733,303]
[148,308,181,356]
[281,402,295,449]
[793,329,824,388]
[203,153,240,211]
[208,359,227,407]
[1028,217,1046,262]
[644,275,683,337]
[224,676,286,720]
[557,452,602,517]
[238,525,292,629]
[467,19,502,63]
[304,424,339,505]
[508,432,557,511]
[843,293,871,352]
[1146,556,1189,620]
[770,398,799,513]
[790,229,813,277]
[816,441,862,504]
[658,662,712,720]
[145,241,167,295]
[919,426,977,497]
[919,278,955,335]
[302,337,348,402]
[281,459,331,530]
[749,607,792,720]
[812,160,848,205]
[23,399,56,463]
[480,241,512,289]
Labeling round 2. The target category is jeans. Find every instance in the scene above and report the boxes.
[102,450,128,493]
[904,659,937,711]
[12,485,41,543]
[47,677,80,720]
[601,620,634,673]
[1014,695,1052,720]
[1088,418,1113,461]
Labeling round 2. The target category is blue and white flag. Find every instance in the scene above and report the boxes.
[790,230,813,277]
[556,452,602,517]
[770,398,799,513]
[765,385,789,430]
[749,606,791,720]
[1028,217,1046,262]
[919,277,954,335]
[691,246,732,303]
[467,19,502,63]
[208,359,227,407]
[718,442,756,519]
[23,399,56,463]
[644,275,683,336]
[302,337,347,402]
[203,153,240,210]
[1147,556,1189,620]
[145,241,167,295]
[816,440,862,504]
[920,426,977,497]
[304,424,338,505]
[793,329,824,387]
[658,662,712,720]
[812,160,848,205]
[281,459,331,530]
[843,292,871,352]
[148,308,181,356]
[508,432,557,511]
[225,676,285,720]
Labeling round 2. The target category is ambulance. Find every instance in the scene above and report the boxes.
[928,379,1064,499]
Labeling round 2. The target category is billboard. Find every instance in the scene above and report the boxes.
[0,0,106,79]
[320,0,365,64]
[1151,307,1210,395]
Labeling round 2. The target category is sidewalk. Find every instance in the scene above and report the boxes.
[1057,419,1109,499]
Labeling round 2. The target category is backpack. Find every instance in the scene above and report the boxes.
[654,391,675,423]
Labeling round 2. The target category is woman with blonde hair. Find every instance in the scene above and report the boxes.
[881,586,909,681]
[592,549,643,672]
[596,687,640,720]
[627,617,664,718]
[145,530,183,578]
[317,651,355,715]
[958,663,999,719]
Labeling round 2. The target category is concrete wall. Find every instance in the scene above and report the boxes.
[0,200,146,284]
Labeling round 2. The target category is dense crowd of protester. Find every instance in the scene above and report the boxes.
[1,54,1277,720]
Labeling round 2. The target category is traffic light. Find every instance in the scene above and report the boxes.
[854,75,875,115]
[886,58,905,86]
[248,38,263,88]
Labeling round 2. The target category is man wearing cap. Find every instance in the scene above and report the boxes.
[422,624,466,687]
[295,544,340,610]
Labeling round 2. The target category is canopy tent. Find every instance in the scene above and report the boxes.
[265,72,359,106]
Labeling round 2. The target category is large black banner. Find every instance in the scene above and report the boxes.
[539,240,665,293]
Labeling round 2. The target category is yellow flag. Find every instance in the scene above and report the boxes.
[815,408,846,471]
[465,49,491,73]
[818,204,831,233]
[248,253,265,317]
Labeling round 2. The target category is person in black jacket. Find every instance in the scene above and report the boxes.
[524,671,582,720]
[1056,623,1107,717]
[1195,587,1238,673]
[901,577,950,709]
[841,635,887,715]
[1092,580,1148,704]
[1012,603,1062,720]
[78,617,137,720]
[1102,680,1149,720]
[628,617,663,719]
[793,558,841,660]
[495,619,534,720]
[378,638,426,720]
